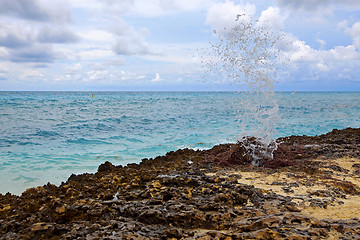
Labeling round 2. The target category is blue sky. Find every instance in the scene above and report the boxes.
[0,0,360,91]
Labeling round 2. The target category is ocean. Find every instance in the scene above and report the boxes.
[0,91,359,195]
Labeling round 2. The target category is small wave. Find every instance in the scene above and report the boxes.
[109,135,126,140]
[66,138,110,145]
[34,130,61,138]
[12,175,39,183]
[141,118,152,124]
[0,139,20,147]
[95,123,114,131]
[126,137,144,143]
[70,124,91,130]
[18,141,42,146]
[102,117,123,124]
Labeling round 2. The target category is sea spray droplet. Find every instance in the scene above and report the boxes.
[202,13,288,160]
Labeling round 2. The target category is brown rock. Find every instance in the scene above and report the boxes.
[0,205,10,212]
[254,228,282,239]
[56,205,66,214]
[97,161,115,172]
[31,222,49,231]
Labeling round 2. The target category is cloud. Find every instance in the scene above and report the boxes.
[0,31,30,49]
[282,35,360,81]
[316,39,326,49]
[337,20,360,49]
[79,30,113,43]
[0,22,33,49]
[0,1,76,66]
[87,69,110,82]
[102,0,214,17]
[0,65,7,80]
[276,0,360,25]
[0,0,71,22]
[315,62,329,72]
[37,26,79,44]
[106,58,126,66]
[19,69,46,81]
[76,49,114,60]
[206,1,256,33]
[346,22,360,50]
[0,22,70,63]
[276,0,360,12]
[110,18,156,55]
[151,73,162,82]
[257,7,286,31]
[31,63,50,68]
[0,0,51,21]
[9,44,60,63]
[328,45,359,61]
[113,37,153,55]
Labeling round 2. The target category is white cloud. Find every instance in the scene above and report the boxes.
[337,20,348,30]
[105,58,126,67]
[76,49,114,60]
[316,39,326,49]
[110,17,156,56]
[346,22,360,50]
[287,39,318,62]
[206,1,256,33]
[328,45,359,61]
[282,34,360,82]
[0,63,7,73]
[19,69,46,81]
[87,69,109,82]
[257,7,286,31]
[151,73,162,82]
[316,62,329,72]
[336,20,360,50]
[143,42,205,64]
[65,63,82,73]
[102,0,214,17]
[79,30,114,43]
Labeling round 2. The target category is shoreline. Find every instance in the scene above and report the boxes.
[1,128,359,239]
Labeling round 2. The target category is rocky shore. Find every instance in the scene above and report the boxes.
[1,128,360,239]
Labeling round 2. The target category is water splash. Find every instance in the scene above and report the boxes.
[202,14,287,161]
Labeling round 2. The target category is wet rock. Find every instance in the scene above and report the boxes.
[30,222,50,231]
[325,164,349,173]
[352,163,360,169]
[56,205,66,214]
[97,161,115,172]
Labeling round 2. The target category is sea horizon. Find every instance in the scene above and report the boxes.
[1,90,360,92]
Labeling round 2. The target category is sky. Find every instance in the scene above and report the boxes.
[0,0,360,91]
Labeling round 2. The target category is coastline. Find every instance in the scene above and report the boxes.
[1,128,359,239]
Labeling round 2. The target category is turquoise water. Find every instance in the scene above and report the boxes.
[0,91,359,194]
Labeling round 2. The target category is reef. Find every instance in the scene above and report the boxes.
[0,128,360,239]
